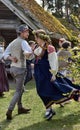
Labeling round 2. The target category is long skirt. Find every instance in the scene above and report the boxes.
[34,53,80,109]
[0,61,9,93]
[35,71,80,109]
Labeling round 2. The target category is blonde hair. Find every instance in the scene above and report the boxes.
[33,29,51,44]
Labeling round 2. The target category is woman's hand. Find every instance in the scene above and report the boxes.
[51,75,56,82]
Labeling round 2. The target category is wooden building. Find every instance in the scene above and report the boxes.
[0,0,72,48]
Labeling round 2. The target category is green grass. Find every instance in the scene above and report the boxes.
[0,79,80,130]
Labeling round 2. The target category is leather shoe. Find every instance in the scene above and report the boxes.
[18,107,31,114]
[6,110,12,120]
[0,93,4,97]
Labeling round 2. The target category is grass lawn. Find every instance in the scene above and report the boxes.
[0,79,80,130]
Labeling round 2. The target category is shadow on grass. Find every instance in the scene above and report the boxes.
[18,111,80,130]
[0,110,80,130]
[0,114,19,130]
[0,119,12,130]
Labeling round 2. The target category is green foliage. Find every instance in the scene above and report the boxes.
[70,36,79,45]
[69,48,80,84]
[70,14,80,30]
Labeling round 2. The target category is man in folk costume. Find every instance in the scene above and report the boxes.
[3,24,33,120]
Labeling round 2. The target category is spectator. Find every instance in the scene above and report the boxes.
[0,44,9,97]
[57,41,72,79]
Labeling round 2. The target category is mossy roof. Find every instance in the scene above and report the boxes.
[12,0,73,40]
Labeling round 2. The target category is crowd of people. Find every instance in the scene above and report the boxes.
[0,24,80,121]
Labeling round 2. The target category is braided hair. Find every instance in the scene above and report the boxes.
[32,29,51,44]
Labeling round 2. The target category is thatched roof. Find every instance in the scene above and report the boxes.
[12,0,73,40]
[1,0,76,42]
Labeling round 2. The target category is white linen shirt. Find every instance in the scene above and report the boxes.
[3,37,32,68]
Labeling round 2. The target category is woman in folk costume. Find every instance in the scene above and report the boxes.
[0,45,9,97]
[57,41,73,107]
[33,29,80,121]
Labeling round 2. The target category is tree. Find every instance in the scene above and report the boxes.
[39,0,80,19]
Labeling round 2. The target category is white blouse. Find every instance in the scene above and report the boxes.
[34,45,58,75]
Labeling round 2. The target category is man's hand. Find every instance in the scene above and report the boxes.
[8,56,18,63]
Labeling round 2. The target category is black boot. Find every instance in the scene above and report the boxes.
[0,92,4,97]
[6,110,12,120]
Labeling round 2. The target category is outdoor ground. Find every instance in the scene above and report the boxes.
[0,79,80,130]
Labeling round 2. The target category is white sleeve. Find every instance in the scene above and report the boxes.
[21,40,32,54]
[34,46,42,56]
[21,40,35,60]
[48,52,58,75]
[3,44,11,60]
